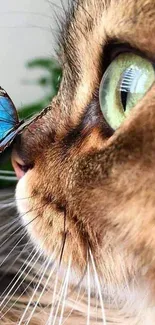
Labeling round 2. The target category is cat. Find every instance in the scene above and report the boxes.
[1,0,155,324]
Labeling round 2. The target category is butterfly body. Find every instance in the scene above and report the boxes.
[0,86,47,153]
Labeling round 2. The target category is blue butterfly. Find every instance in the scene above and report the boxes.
[0,86,45,153]
[0,87,23,152]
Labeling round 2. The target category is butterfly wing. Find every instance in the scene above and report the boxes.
[0,129,19,152]
[0,94,51,153]
[0,87,20,152]
[0,87,19,137]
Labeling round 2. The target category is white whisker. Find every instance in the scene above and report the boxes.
[0,218,19,232]
[51,256,72,325]
[0,237,32,278]
[24,250,58,325]
[62,278,83,325]
[87,255,90,325]
[17,254,52,325]
[89,248,106,325]
[0,257,44,321]
[0,245,38,312]
[46,263,59,325]
[0,223,20,245]
[0,230,27,269]
[58,257,72,325]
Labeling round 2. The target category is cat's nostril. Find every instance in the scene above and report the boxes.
[11,150,30,179]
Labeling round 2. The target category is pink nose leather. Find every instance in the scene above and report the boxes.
[11,150,25,179]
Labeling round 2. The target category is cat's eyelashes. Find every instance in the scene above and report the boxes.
[99,52,155,130]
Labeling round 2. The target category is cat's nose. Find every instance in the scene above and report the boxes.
[11,149,29,179]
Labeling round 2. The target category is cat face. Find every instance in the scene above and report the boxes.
[12,0,155,302]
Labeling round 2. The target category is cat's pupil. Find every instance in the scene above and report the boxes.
[121,90,128,111]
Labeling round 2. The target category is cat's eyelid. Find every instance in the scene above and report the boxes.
[103,40,155,68]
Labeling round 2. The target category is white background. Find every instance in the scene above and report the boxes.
[0,0,66,108]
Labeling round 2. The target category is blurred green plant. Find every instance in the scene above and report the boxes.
[0,57,62,188]
[19,57,62,119]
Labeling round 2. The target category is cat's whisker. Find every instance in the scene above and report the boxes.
[0,218,19,234]
[45,215,68,324]
[0,201,15,208]
[17,254,54,325]
[0,245,38,311]
[0,208,40,249]
[0,238,32,282]
[15,194,38,201]
[46,264,59,325]
[27,24,59,34]
[2,244,34,262]
[0,229,28,269]
[12,240,33,251]
[0,220,22,241]
[51,256,72,325]
[59,209,67,266]
[0,193,39,208]
[0,249,46,321]
[46,0,63,11]
[0,237,22,257]
[61,274,83,325]
[24,250,58,325]
[0,25,59,35]
[0,200,16,209]
[0,198,16,206]
[0,200,47,250]
[0,203,16,210]
[58,257,72,325]
[89,248,107,325]
[0,214,35,251]
[2,235,58,321]
[87,253,91,325]
[0,11,54,20]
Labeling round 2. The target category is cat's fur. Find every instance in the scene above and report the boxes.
[1,0,155,324]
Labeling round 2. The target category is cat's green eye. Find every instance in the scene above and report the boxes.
[99,53,155,130]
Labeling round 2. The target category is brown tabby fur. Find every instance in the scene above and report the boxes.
[2,0,155,324]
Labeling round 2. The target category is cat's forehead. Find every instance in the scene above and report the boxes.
[61,0,155,63]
